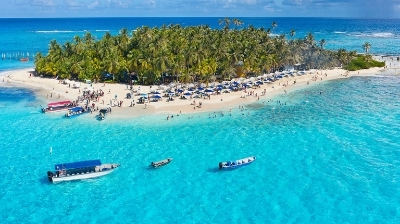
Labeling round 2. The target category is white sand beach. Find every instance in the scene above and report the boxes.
[1,55,399,118]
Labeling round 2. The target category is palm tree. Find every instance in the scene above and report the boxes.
[271,21,277,30]
[319,39,326,49]
[36,19,346,83]
[289,29,296,38]
[363,42,371,54]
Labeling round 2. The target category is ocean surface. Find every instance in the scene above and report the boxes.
[0,18,400,223]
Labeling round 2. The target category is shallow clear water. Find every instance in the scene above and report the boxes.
[0,75,399,223]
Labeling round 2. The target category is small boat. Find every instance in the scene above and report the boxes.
[219,156,256,169]
[20,57,29,62]
[97,108,109,120]
[149,158,173,168]
[42,100,74,113]
[65,106,89,117]
[46,159,120,183]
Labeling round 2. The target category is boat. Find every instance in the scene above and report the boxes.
[20,57,29,62]
[219,156,256,169]
[98,108,109,120]
[42,100,74,113]
[149,158,173,168]
[65,106,89,117]
[46,159,120,183]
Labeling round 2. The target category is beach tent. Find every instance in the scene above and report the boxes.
[72,82,81,88]
[84,86,94,91]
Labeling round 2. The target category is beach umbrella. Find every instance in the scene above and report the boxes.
[177,89,184,93]
[198,87,204,91]
[183,92,192,96]
[205,89,214,93]
[152,95,162,99]
[153,91,161,95]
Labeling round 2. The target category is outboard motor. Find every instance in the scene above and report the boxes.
[47,171,54,182]
[219,162,223,170]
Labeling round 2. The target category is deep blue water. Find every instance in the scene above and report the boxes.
[1,17,400,72]
[0,18,400,223]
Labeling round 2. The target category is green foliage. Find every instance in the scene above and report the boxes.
[344,55,385,71]
[35,18,350,84]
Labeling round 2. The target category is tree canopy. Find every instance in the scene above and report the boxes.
[34,18,358,85]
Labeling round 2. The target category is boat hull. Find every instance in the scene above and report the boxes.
[42,107,73,113]
[219,156,256,169]
[48,163,119,182]
[149,158,172,168]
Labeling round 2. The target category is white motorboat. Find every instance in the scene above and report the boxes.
[47,159,119,182]
[219,156,256,169]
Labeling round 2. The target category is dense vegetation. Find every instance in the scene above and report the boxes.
[34,18,369,84]
[345,55,385,71]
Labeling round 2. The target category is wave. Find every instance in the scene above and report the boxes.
[34,30,86,33]
[333,31,347,34]
[95,30,110,32]
[372,32,395,38]
[349,32,396,38]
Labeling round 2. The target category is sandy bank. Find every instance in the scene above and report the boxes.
[1,56,398,119]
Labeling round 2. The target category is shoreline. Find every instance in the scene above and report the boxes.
[1,57,399,119]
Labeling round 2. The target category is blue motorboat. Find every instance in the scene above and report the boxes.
[65,106,89,117]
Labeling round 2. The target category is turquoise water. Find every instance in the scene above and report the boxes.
[1,76,399,223]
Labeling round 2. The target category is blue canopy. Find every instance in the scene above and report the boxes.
[54,159,101,170]
[205,89,214,93]
[183,92,192,96]
[152,95,162,99]
[69,107,83,112]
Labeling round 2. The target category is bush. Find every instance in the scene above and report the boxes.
[345,55,385,71]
